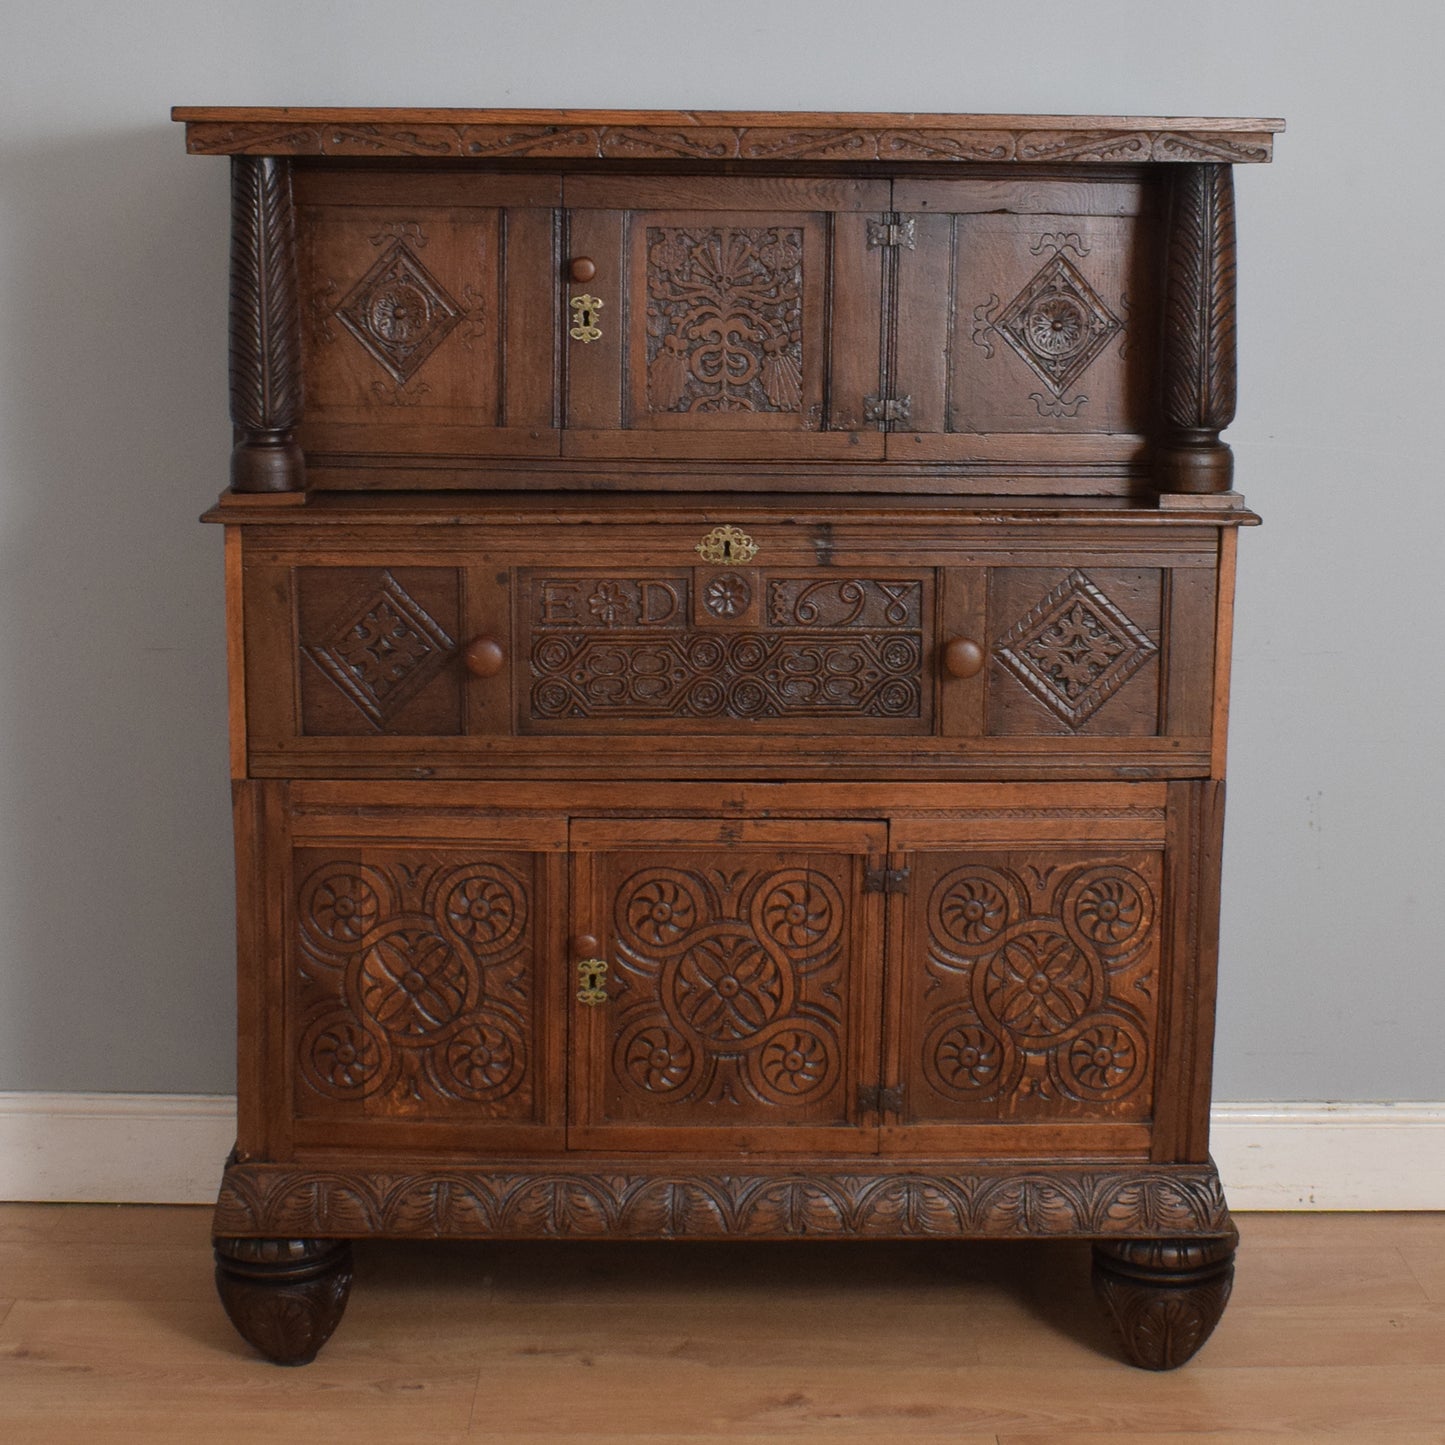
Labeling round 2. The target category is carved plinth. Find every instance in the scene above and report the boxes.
[1092,1228,1237,1370]
[214,1236,353,1365]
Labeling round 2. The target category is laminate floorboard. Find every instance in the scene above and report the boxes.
[0,1206,1440,1442]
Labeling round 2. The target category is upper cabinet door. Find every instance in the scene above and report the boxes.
[295,171,561,465]
[888,177,1158,467]
[561,176,888,461]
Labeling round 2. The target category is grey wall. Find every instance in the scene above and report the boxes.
[1,0,1441,1099]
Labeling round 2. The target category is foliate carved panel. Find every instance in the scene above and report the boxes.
[589,855,857,1125]
[292,850,537,1120]
[645,226,804,414]
[908,850,1161,1123]
[297,568,462,736]
[522,572,929,726]
[215,1159,1232,1241]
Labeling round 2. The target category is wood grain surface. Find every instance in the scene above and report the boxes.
[0,1206,1437,1441]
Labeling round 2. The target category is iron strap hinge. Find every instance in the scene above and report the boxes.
[857,1083,906,1113]
[864,865,911,895]
[866,216,917,249]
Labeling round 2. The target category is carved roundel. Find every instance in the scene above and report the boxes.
[929,866,1022,956]
[617,1019,699,1096]
[977,924,1100,1043]
[1062,865,1154,959]
[674,934,788,1042]
[617,869,707,953]
[748,1021,836,1101]
[1054,1018,1149,1101]
[703,572,752,619]
[433,863,528,955]
[299,1011,393,1099]
[298,862,394,954]
[751,869,844,961]
[923,1016,1009,1100]
[434,1017,526,1101]
[354,922,478,1040]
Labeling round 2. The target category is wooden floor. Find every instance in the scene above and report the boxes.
[0,1207,1440,1442]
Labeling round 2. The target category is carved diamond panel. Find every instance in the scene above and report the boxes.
[293,853,534,1116]
[337,239,462,382]
[996,570,1157,728]
[995,253,1122,397]
[301,570,457,729]
[914,855,1159,1121]
[645,226,804,413]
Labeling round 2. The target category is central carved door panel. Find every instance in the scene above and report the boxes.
[561,176,888,459]
[568,817,887,1153]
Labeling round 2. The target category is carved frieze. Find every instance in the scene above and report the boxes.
[215,1159,1232,1240]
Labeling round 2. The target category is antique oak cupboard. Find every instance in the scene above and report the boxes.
[174,106,1281,1370]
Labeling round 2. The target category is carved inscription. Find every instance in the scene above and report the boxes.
[526,574,925,722]
[604,862,850,1116]
[294,852,534,1116]
[996,570,1157,729]
[916,854,1158,1120]
[645,227,804,414]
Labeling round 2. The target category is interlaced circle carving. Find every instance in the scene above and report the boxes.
[608,863,847,1109]
[921,858,1158,1109]
[295,855,532,1111]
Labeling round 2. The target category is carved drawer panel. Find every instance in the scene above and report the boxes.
[520,568,932,733]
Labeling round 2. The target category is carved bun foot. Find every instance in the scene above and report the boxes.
[1092,1229,1237,1370]
[214,1237,353,1365]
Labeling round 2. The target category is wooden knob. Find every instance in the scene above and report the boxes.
[571,934,600,958]
[942,637,986,679]
[568,256,597,283]
[463,636,505,678]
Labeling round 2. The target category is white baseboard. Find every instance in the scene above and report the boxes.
[0,1094,1441,1209]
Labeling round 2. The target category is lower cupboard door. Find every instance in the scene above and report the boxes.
[283,813,568,1155]
[883,795,1170,1159]
[568,817,886,1153]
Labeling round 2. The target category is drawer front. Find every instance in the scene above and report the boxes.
[520,568,932,733]
[239,527,1220,778]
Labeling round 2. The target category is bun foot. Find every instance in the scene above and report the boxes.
[1092,1230,1237,1370]
[214,1237,353,1365]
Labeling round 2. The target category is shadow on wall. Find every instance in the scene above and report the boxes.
[0,123,236,1092]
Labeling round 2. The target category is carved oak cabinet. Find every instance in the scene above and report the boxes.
[175,106,1281,1370]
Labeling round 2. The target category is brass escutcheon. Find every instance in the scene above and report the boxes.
[695,524,759,565]
[569,293,603,344]
[576,958,610,1005]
